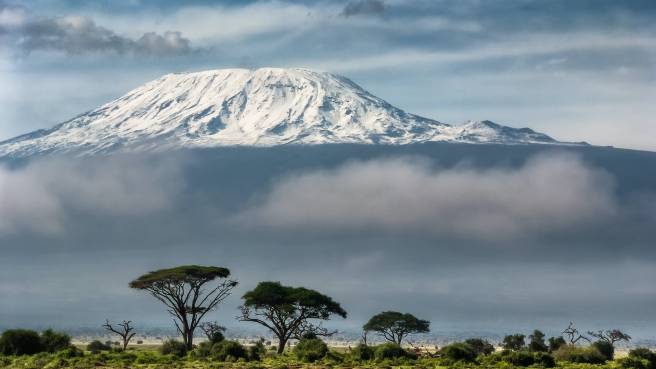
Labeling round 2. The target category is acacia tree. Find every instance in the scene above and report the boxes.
[587,329,631,346]
[102,320,136,351]
[238,281,347,354]
[363,311,430,345]
[129,265,237,349]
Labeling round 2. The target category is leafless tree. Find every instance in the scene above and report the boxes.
[360,330,368,345]
[102,320,136,350]
[562,322,590,344]
[587,330,631,346]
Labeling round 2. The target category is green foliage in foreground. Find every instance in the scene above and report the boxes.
[293,338,328,362]
[0,342,654,369]
[0,329,72,356]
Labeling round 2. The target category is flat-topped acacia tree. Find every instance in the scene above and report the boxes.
[363,311,430,345]
[129,265,237,349]
[238,281,347,353]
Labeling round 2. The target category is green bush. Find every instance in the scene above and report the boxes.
[553,345,606,364]
[592,340,614,361]
[374,342,408,360]
[40,329,72,353]
[159,339,187,357]
[56,346,83,359]
[293,338,328,362]
[548,336,566,352]
[484,349,555,367]
[621,356,650,369]
[0,329,43,355]
[211,340,248,361]
[464,338,495,356]
[351,343,374,361]
[502,334,526,351]
[621,348,656,369]
[534,351,556,367]
[440,342,477,362]
[87,340,112,353]
[248,339,267,361]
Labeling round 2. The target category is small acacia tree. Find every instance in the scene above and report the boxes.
[363,311,430,345]
[587,329,631,347]
[129,265,237,349]
[238,281,347,354]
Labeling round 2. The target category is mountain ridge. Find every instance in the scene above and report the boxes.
[0,67,586,157]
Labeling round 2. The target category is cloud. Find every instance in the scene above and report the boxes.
[0,4,193,56]
[0,155,184,235]
[240,153,618,240]
[341,0,386,17]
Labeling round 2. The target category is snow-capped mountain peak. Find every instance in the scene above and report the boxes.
[0,68,582,157]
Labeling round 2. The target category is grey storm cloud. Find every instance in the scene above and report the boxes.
[0,156,184,235]
[0,4,193,55]
[341,0,386,17]
[239,153,619,241]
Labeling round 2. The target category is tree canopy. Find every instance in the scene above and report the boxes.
[239,281,347,353]
[129,265,237,349]
[363,311,430,344]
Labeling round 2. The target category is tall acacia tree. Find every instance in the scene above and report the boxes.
[363,311,430,345]
[238,281,347,353]
[129,265,237,349]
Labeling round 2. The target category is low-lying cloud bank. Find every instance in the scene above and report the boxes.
[240,154,620,241]
[0,156,183,235]
[0,149,655,329]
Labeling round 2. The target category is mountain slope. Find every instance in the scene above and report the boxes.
[0,68,581,157]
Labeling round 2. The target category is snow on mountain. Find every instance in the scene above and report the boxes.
[0,68,582,157]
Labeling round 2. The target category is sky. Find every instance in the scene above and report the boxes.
[0,0,656,341]
[0,0,655,150]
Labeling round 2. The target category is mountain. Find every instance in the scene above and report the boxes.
[0,68,583,157]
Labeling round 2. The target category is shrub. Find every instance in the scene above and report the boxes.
[622,348,656,369]
[496,350,555,367]
[621,356,650,369]
[293,338,328,362]
[529,330,548,352]
[440,342,477,362]
[553,345,606,364]
[40,329,72,352]
[548,336,566,352]
[0,329,44,355]
[56,346,83,359]
[534,351,556,367]
[464,338,495,356]
[211,340,248,361]
[351,343,374,361]
[159,339,187,357]
[504,350,535,366]
[592,340,614,361]
[87,340,112,353]
[502,334,526,351]
[248,339,267,361]
[374,342,408,360]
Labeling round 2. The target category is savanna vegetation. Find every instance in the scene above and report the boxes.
[0,265,647,369]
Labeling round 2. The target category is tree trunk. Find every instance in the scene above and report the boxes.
[277,337,287,354]
[122,339,128,351]
[186,330,194,350]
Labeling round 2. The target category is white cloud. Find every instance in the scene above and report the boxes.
[0,156,183,235]
[239,153,618,240]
